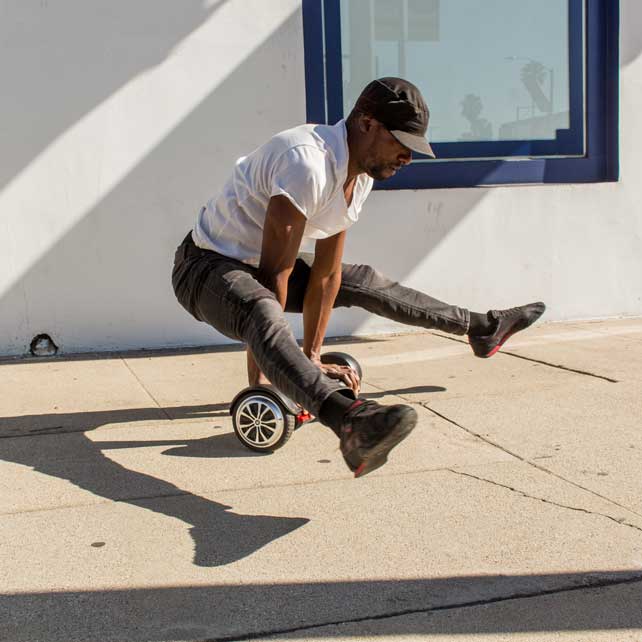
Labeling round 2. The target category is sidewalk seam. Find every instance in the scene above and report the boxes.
[421,402,642,520]
[4,463,500,517]
[0,491,192,517]
[121,358,173,421]
[565,322,642,344]
[361,379,642,521]
[428,332,619,383]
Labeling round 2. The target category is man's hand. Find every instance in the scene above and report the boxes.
[312,358,361,396]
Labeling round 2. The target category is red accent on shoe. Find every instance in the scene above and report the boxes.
[342,399,365,435]
[354,462,367,477]
[487,328,517,357]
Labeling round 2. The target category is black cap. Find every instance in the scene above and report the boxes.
[354,77,435,158]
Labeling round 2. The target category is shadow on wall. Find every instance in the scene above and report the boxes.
[1,6,306,354]
[3,1,641,356]
[1,573,641,641]
[1,3,490,356]
[328,187,490,337]
[621,0,642,67]
[0,0,228,192]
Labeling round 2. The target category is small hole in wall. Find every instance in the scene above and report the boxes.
[30,334,59,357]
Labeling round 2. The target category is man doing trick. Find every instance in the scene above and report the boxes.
[172,77,545,478]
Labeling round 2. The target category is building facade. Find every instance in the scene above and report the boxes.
[0,0,639,356]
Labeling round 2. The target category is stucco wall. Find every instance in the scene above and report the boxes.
[1,0,640,356]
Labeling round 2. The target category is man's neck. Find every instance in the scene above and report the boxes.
[345,122,364,182]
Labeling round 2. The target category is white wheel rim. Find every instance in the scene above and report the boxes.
[234,394,285,449]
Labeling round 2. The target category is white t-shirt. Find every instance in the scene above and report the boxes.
[192,120,373,265]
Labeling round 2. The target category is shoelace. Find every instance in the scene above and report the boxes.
[493,305,527,318]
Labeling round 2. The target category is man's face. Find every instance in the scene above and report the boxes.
[360,119,413,181]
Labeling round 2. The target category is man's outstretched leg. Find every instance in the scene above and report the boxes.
[331,262,545,356]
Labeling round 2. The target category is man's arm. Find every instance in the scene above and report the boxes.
[303,231,360,394]
[257,195,307,302]
[302,231,346,364]
[246,195,306,385]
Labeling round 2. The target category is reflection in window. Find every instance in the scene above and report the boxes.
[340,0,572,144]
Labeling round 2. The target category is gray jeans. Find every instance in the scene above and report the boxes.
[171,231,469,416]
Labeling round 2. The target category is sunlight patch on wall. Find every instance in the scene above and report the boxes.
[0,0,300,299]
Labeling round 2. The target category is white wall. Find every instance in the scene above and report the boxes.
[1,0,641,357]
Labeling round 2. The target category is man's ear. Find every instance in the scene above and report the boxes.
[358,114,376,134]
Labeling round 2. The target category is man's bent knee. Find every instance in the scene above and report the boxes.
[342,263,393,290]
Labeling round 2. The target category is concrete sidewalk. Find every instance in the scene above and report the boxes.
[1,319,642,642]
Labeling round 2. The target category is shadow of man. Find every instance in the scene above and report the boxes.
[0,407,308,567]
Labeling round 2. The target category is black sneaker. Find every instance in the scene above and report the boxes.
[340,400,417,478]
[469,301,546,358]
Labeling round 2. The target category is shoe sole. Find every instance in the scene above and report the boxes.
[353,407,418,478]
[484,329,517,358]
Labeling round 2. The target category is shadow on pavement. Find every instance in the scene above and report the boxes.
[1,573,640,641]
[363,385,447,399]
[92,431,269,459]
[0,404,308,567]
[0,403,230,438]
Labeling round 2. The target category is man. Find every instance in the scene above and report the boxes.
[172,77,545,478]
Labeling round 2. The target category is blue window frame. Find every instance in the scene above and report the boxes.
[302,0,619,189]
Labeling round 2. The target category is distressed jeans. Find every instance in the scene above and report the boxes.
[171,230,470,417]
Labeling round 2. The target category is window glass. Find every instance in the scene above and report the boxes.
[340,0,578,150]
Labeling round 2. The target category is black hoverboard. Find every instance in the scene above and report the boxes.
[229,351,362,452]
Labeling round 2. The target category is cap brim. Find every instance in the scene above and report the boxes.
[389,130,436,158]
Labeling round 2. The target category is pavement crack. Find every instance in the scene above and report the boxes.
[428,332,619,383]
[421,402,642,520]
[214,575,642,641]
[0,426,85,440]
[357,381,642,521]
[495,350,619,383]
[420,402,642,517]
[447,469,642,534]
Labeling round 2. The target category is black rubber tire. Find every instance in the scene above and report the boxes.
[231,391,296,452]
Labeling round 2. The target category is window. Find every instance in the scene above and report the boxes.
[302,0,619,189]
